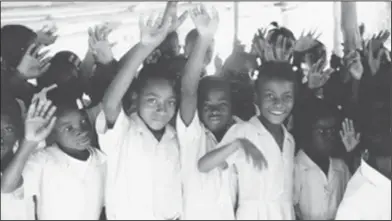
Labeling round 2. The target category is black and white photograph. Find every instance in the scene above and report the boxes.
[1,1,391,220]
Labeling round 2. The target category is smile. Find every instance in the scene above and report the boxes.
[269,110,286,116]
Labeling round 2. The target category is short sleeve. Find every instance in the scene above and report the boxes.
[96,108,130,155]
[176,111,203,145]
[22,150,46,197]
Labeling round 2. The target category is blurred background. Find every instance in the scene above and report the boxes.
[1,1,391,73]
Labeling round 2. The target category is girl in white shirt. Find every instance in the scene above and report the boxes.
[198,62,297,220]
[176,5,237,219]
[96,10,182,220]
[1,97,106,220]
[293,99,359,220]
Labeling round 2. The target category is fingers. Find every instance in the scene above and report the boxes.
[44,105,57,122]
[27,97,38,119]
[46,116,57,132]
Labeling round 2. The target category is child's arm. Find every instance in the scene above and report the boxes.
[102,12,172,125]
[198,138,267,173]
[1,96,56,193]
[179,5,219,126]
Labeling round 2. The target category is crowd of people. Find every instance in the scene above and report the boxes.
[1,1,391,220]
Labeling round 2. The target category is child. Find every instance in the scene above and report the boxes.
[1,97,106,220]
[293,98,357,220]
[1,96,35,220]
[176,5,237,219]
[198,61,297,220]
[96,11,182,220]
[336,84,391,220]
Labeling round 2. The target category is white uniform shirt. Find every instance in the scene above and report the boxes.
[21,145,106,220]
[1,174,35,220]
[176,112,238,220]
[219,116,295,220]
[336,160,391,220]
[96,109,182,220]
[294,150,351,220]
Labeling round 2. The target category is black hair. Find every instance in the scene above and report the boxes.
[1,24,37,69]
[255,61,298,94]
[158,31,179,57]
[185,28,199,46]
[1,95,23,136]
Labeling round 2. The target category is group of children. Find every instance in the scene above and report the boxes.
[1,2,391,220]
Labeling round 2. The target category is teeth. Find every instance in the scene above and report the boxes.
[270,111,284,115]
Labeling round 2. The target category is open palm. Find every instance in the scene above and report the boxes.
[339,118,361,152]
[24,95,57,143]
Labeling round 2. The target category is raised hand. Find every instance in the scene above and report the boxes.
[24,95,57,143]
[88,23,116,65]
[339,118,360,152]
[364,38,389,76]
[139,11,172,47]
[190,4,219,39]
[343,50,363,80]
[294,29,321,52]
[16,43,51,79]
[307,58,334,89]
[36,23,58,46]
[273,35,294,62]
[163,1,189,32]
[236,138,268,170]
[214,54,223,71]
[34,84,58,104]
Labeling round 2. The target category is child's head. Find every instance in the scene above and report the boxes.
[49,106,94,151]
[184,28,214,67]
[298,98,342,156]
[37,51,83,106]
[1,24,37,69]
[129,63,179,131]
[159,31,181,57]
[255,62,296,125]
[198,75,233,133]
[1,96,23,161]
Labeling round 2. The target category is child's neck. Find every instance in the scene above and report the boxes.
[213,118,235,143]
[58,144,90,161]
[258,115,284,150]
[304,148,330,176]
[368,155,392,180]
[149,127,165,142]
[0,153,14,173]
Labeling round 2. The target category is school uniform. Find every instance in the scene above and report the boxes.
[176,112,238,220]
[1,173,35,220]
[21,145,106,220]
[335,160,391,220]
[96,109,182,220]
[293,150,351,220]
[219,116,296,220]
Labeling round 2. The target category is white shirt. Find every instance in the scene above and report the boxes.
[96,109,182,220]
[336,160,391,220]
[1,174,35,220]
[176,112,238,220]
[21,145,106,220]
[294,150,351,220]
[219,116,295,220]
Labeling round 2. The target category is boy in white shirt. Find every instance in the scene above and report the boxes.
[293,98,359,220]
[96,10,182,220]
[336,97,391,220]
[176,5,237,219]
[1,96,34,220]
[198,62,297,220]
[1,96,106,220]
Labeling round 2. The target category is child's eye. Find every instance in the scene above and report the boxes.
[265,94,275,100]
[64,126,72,132]
[284,95,293,102]
[168,100,176,106]
[147,98,158,105]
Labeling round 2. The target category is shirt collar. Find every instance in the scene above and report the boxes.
[47,144,106,167]
[130,112,176,141]
[297,149,343,172]
[360,159,391,188]
[248,115,294,145]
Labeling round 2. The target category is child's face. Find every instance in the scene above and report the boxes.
[256,79,295,125]
[52,110,93,151]
[311,116,339,156]
[1,115,19,160]
[137,78,177,131]
[200,87,232,133]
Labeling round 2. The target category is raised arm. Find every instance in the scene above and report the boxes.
[180,4,219,125]
[1,96,56,193]
[102,12,172,125]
